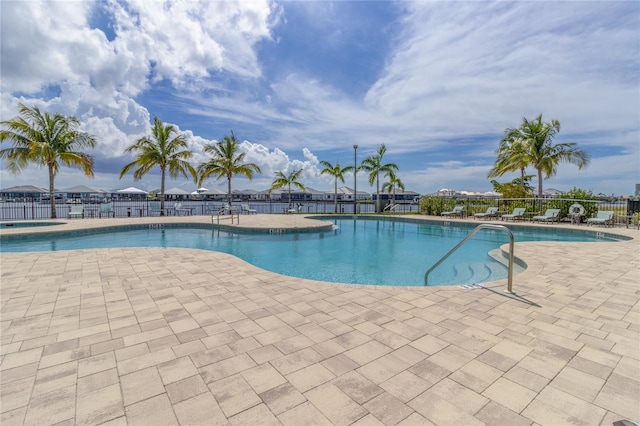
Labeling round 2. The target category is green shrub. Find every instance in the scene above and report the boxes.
[547,187,598,220]
[419,196,458,215]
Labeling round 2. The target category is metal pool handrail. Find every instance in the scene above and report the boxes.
[212,207,240,225]
[424,224,515,293]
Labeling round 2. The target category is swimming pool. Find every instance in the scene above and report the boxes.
[0,217,626,287]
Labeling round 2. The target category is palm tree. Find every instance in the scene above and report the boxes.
[269,168,306,210]
[359,143,398,212]
[0,103,96,218]
[198,131,261,209]
[487,131,530,192]
[498,114,591,196]
[520,115,590,196]
[381,171,405,208]
[320,160,353,213]
[120,116,196,215]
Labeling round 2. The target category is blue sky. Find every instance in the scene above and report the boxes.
[1,1,639,196]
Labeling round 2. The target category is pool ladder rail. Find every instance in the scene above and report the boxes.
[424,224,515,293]
[211,207,240,225]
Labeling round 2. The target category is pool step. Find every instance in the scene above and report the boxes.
[454,261,508,285]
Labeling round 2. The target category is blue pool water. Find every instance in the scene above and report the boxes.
[0,217,624,286]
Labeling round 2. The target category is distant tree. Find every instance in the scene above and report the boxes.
[269,168,306,210]
[381,171,405,207]
[490,176,534,199]
[120,116,196,215]
[319,160,353,213]
[0,103,96,218]
[360,143,398,211]
[198,131,261,209]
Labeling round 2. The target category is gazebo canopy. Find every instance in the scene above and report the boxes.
[164,187,190,195]
[60,185,100,193]
[116,187,148,194]
[0,185,48,193]
[201,188,226,195]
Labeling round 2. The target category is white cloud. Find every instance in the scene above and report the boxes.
[1,0,277,158]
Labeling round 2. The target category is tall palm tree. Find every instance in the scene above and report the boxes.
[269,168,306,210]
[0,103,96,218]
[320,160,353,213]
[360,143,398,211]
[487,131,530,192]
[120,116,196,215]
[509,115,590,196]
[198,131,261,209]
[381,171,405,207]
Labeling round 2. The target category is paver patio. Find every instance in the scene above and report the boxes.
[1,215,638,425]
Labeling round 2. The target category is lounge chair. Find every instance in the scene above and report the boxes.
[173,202,191,216]
[67,205,84,219]
[441,205,465,218]
[531,208,560,224]
[474,207,498,220]
[217,203,239,215]
[241,203,257,214]
[206,203,220,215]
[99,202,115,218]
[501,207,526,221]
[587,211,614,227]
[149,202,162,216]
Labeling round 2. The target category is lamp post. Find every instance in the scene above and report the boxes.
[353,144,358,215]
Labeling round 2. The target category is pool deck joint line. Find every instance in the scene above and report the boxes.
[1,214,639,425]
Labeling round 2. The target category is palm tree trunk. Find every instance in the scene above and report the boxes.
[537,168,543,197]
[375,175,381,213]
[227,174,232,209]
[334,179,338,213]
[288,184,292,209]
[520,168,525,191]
[160,168,166,216]
[49,164,56,219]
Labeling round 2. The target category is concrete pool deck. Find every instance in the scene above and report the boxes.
[1,214,638,425]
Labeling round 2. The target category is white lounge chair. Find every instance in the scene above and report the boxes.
[474,207,498,220]
[67,205,84,219]
[587,211,614,227]
[206,203,220,215]
[501,207,526,221]
[173,202,191,216]
[441,205,465,218]
[241,203,257,214]
[99,202,114,218]
[149,202,162,216]
[531,209,560,223]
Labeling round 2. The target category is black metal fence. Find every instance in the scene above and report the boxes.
[1,197,635,224]
[0,199,421,221]
[419,196,636,225]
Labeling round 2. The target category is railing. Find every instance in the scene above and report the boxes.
[0,199,421,220]
[424,224,515,293]
[419,196,635,223]
[212,207,240,225]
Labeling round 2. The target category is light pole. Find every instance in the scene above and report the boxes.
[353,144,358,215]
